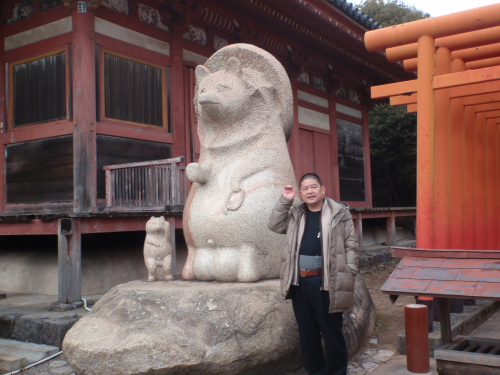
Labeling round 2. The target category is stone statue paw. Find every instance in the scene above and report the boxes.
[226,189,245,213]
[237,244,261,282]
[186,163,209,184]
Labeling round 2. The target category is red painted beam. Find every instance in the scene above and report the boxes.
[0,220,58,235]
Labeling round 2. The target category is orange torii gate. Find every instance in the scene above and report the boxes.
[364,3,500,250]
[363,6,500,373]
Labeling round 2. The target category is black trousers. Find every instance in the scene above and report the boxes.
[291,275,348,375]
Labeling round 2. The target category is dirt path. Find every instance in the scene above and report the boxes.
[361,259,413,352]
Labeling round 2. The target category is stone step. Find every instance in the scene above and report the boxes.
[0,338,59,364]
[0,352,25,372]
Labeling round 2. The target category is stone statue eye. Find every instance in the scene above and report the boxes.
[216,84,225,90]
[200,88,207,93]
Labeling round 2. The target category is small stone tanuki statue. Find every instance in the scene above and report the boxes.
[182,43,296,282]
[144,216,174,281]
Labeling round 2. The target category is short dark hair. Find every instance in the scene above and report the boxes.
[299,173,322,188]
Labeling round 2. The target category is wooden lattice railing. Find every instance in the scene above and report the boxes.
[104,156,187,209]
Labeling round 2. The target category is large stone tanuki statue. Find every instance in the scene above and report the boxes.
[182,43,296,282]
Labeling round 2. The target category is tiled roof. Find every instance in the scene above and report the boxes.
[327,0,382,30]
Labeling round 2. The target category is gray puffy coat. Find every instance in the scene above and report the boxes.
[268,195,359,313]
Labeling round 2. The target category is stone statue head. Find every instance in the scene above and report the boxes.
[194,44,293,148]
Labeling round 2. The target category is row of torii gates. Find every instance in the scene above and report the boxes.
[366,3,500,251]
[364,4,500,374]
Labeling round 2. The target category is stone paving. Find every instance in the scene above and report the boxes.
[8,348,396,375]
[347,348,397,375]
[5,354,75,375]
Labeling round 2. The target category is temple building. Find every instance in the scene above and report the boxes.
[0,0,414,305]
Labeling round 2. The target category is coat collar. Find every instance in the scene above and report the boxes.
[292,197,347,222]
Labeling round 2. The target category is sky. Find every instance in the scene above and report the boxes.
[348,0,500,17]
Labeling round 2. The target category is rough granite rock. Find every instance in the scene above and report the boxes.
[63,277,375,375]
[182,43,297,282]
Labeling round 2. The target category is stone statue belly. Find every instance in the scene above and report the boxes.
[184,172,286,282]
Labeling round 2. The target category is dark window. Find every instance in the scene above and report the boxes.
[337,118,366,201]
[104,53,164,127]
[6,135,73,204]
[12,52,67,127]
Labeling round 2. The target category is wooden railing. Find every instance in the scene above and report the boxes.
[104,156,186,209]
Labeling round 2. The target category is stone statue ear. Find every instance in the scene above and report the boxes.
[195,65,211,83]
[225,57,243,77]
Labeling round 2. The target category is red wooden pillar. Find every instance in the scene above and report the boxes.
[486,118,497,249]
[288,79,301,185]
[170,31,186,159]
[72,9,97,212]
[362,100,373,207]
[498,123,500,249]
[463,105,476,250]
[416,35,436,248]
[475,112,487,250]
[433,46,451,249]
[0,26,5,213]
[449,59,465,249]
[328,91,340,201]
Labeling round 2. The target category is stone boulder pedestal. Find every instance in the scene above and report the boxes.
[63,277,375,375]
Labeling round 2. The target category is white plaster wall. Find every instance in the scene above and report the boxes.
[95,18,170,56]
[297,90,329,108]
[182,49,208,65]
[298,106,330,130]
[5,17,72,51]
[336,103,362,119]
[0,247,148,295]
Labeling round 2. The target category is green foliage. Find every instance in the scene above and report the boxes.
[358,0,428,207]
[369,104,416,207]
[359,0,430,27]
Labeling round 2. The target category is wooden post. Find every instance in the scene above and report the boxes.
[355,213,363,248]
[463,105,477,250]
[475,112,487,249]
[72,9,97,213]
[362,101,373,207]
[487,118,497,249]
[433,46,451,249]
[0,26,5,213]
[438,298,452,345]
[171,30,186,159]
[168,216,177,276]
[289,79,301,184]
[329,91,341,201]
[405,304,430,373]
[170,160,180,205]
[416,35,436,248]
[57,218,82,304]
[449,59,466,249]
[386,211,396,245]
[105,169,113,208]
